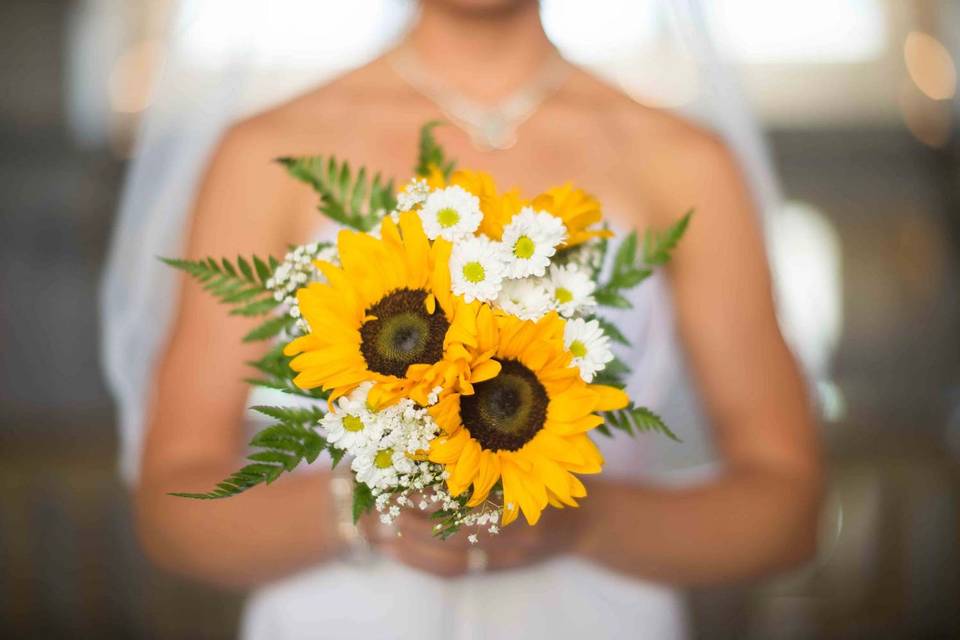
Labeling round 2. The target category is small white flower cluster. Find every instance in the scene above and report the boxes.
[396,177,431,212]
[320,384,453,524]
[265,243,338,333]
[422,485,503,539]
[557,236,606,274]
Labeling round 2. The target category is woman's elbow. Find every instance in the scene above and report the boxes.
[133,487,257,590]
[770,469,825,573]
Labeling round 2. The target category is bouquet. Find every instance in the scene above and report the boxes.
[166,122,689,539]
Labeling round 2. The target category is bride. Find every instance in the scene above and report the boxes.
[105,0,821,637]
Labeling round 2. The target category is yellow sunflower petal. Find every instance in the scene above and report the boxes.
[467,450,501,508]
[589,384,630,411]
[501,458,543,526]
[469,358,501,384]
[544,413,605,436]
[562,434,605,474]
[427,428,469,465]
[527,431,586,466]
[448,437,482,497]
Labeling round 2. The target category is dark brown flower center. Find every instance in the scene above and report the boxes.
[360,288,449,378]
[460,359,548,451]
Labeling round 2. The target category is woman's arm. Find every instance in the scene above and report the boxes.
[134,120,344,589]
[575,132,823,585]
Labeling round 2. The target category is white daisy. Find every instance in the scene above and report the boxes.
[419,185,483,241]
[547,264,596,318]
[495,277,554,321]
[450,236,508,303]
[500,207,567,278]
[352,447,399,491]
[319,383,381,454]
[563,318,615,383]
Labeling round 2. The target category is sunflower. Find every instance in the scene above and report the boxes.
[427,306,628,526]
[531,183,613,248]
[283,212,497,407]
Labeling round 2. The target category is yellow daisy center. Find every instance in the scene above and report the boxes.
[360,288,450,378]
[460,359,548,451]
[462,261,486,283]
[374,448,394,469]
[513,236,536,259]
[343,415,364,432]
[555,287,573,304]
[569,340,588,358]
[436,207,460,228]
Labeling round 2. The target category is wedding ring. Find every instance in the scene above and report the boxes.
[466,547,489,573]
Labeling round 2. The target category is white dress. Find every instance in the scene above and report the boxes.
[241,230,715,640]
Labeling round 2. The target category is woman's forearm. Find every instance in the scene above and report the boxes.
[135,466,340,588]
[575,465,822,586]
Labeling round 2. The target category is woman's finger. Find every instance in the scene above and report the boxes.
[377,532,470,578]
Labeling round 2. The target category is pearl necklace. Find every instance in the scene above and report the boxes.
[388,44,570,151]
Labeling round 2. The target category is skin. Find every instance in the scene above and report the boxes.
[135,0,822,589]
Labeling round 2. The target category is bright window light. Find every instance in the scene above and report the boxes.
[175,0,413,69]
[541,0,659,65]
[707,0,888,64]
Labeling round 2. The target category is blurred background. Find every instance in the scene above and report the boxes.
[1,0,958,638]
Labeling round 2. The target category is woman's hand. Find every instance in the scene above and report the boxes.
[362,501,582,579]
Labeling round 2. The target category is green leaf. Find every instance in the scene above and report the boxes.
[248,450,299,471]
[594,423,613,437]
[592,356,631,389]
[161,254,280,319]
[245,345,329,401]
[594,289,632,309]
[415,121,456,180]
[598,403,681,442]
[170,403,335,500]
[243,314,295,343]
[352,481,375,524]
[613,231,637,274]
[230,297,280,317]
[594,211,692,309]
[643,210,693,266]
[250,404,325,425]
[253,256,272,283]
[592,316,630,346]
[237,256,254,281]
[329,446,346,469]
[276,156,396,231]
[627,405,681,442]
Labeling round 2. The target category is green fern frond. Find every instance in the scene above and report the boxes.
[593,231,651,309]
[243,314,295,343]
[592,356,631,389]
[171,404,332,500]
[594,210,693,309]
[415,121,456,181]
[643,209,693,266]
[600,404,681,442]
[161,255,280,319]
[276,156,396,231]
[590,316,630,346]
[245,344,329,400]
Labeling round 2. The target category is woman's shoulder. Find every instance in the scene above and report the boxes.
[571,67,732,161]
[564,66,746,224]
[221,59,397,155]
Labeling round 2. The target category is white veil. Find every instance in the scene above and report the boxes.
[100,0,825,484]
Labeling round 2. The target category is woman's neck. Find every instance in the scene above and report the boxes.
[406,1,556,102]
